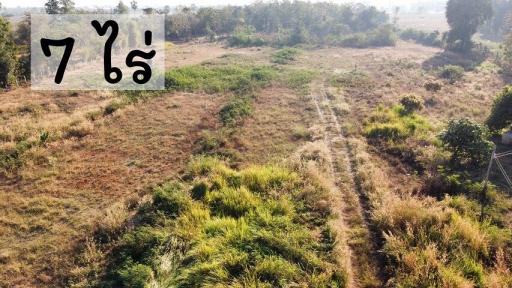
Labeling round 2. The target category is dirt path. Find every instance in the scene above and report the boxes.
[310,80,384,287]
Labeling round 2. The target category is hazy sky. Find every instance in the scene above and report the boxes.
[1,0,446,9]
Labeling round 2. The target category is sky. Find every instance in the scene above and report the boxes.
[1,0,446,9]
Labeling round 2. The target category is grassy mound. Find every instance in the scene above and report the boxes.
[102,157,346,287]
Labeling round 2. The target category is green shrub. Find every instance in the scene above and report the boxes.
[365,122,410,142]
[400,94,424,114]
[338,25,397,48]
[439,118,494,166]
[486,85,512,131]
[115,226,168,264]
[117,264,153,288]
[364,105,430,143]
[228,32,266,47]
[151,183,192,219]
[400,28,443,47]
[438,65,464,83]
[219,97,253,126]
[272,48,301,64]
[424,81,442,92]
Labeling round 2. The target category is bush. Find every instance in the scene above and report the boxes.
[0,17,17,88]
[339,25,397,48]
[219,97,253,126]
[400,28,443,47]
[117,264,153,288]
[439,118,494,166]
[424,81,442,92]
[439,65,464,83]
[364,105,430,143]
[228,31,266,47]
[272,48,301,64]
[486,86,512,131]
[399,94,424,114]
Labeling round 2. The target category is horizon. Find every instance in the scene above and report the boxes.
[0,0,447,11]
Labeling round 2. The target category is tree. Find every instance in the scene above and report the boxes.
[0,16,17,87]
[445,0,493,52]
[114,1,129,14]
[60,0,75,13]
[130,0,137,12]
[486,86,512,131]
[14,13,30,46]
[439,118,495,166]
[45,0,60,14]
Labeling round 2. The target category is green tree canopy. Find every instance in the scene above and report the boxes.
[486,86,512,131]
[114,1,129,14]
[45,0,60,14]
[440,118,494,166]
[0,16,17,87]
[446,0,493,52]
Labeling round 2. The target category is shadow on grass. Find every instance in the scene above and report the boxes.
[422,49,488,71]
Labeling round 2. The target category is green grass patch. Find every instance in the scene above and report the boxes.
[364,105,431,143]
[101,157,346,287]
[272,48,301,64]
[165,64,277,95]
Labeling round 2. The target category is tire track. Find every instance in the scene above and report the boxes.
[310,80,384,287]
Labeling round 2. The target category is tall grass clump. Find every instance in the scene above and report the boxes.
[364,104,435,172]
[100,157,347,287]
[364,105,431,143]
[374,196,512,287]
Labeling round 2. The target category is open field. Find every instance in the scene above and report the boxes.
[1,37,512,287]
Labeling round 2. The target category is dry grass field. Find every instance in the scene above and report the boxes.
[1,38,511,287]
